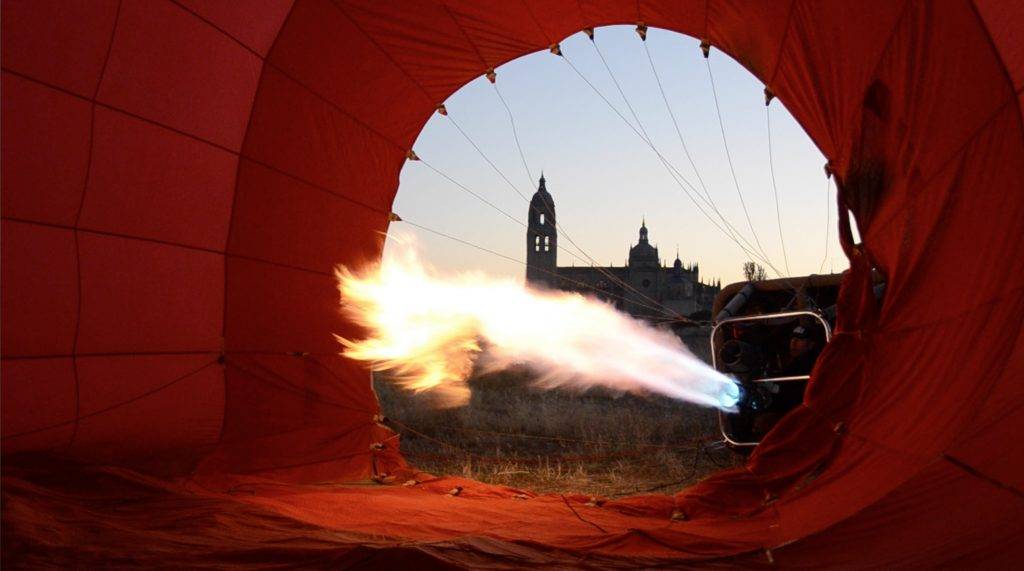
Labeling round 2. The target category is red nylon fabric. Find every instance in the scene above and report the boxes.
[2,0,1022,567]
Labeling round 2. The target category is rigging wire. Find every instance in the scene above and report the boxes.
[496,3,722,319]
[492,81,533,186]
[638,38,784,278]
[401,218,524,267]
[572,39,777,272]
[595,30,764,282]
[590,37,654,148]
[419,158,527,230]
[445,107,684,319]
[704,55,773,266]
[417,138,683,319]
[559,49,786,280]
[418,156,592,267]
[494,78,643,291]
[572,33,804,300]
[765,104,792,276]
[408,32,819,320]
[444,105,687,319]
[640,40,714,212]
[445,113,532,204]
[487,90,688,321]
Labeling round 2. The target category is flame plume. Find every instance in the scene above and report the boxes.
[336,243,739,410]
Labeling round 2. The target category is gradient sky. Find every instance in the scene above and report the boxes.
[390,25,847,286]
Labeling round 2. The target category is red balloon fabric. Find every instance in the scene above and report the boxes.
[2,0,1022,567]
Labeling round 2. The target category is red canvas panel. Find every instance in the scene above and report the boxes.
[634,0,706,40]
[852,1,1014,251]
[268,0,433,146]
[773,459,1024,568]
[195,353,392,483]
[338,0,492,100]
[975,0,1024,91]
[79,108,237,251]
[241,67,402,211]
[520,0,589,49]
[75,233,223,354]
[883,107,1024,326]
[1,73,92,227]
[1,222,78,357]
[310,353,392,410]
[223,256,357,355]
[947,408,1024,496]
[944,310,1024,487]
[96,0,261,152]
[442,1,550,71]
[706,0,792,83]
[0,0,119,98]
[71,354,224,469]
[228,159,389,274]
[576,0,650,30]
[772,1,906,166]
[1,358,77,453]
[174,0,295,57]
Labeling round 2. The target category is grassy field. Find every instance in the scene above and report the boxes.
[374,326,741,497]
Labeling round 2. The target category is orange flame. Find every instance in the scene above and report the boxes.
[336,241,739,409]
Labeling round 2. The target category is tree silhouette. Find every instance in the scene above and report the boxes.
[742,262,767,282]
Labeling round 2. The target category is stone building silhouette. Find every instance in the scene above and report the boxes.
[525,175,720,319]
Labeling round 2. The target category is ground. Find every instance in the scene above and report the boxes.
[374,326,741,497]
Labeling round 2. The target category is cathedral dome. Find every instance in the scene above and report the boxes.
[628,219,659,268]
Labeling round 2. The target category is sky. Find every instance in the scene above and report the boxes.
[390,25,846,286]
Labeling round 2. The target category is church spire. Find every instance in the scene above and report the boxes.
[526,171,556,287]
[638,217,648,244]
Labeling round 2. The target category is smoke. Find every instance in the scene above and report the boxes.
[336,241,739,410]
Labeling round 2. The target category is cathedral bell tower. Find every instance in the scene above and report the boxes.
[525,173,557,287]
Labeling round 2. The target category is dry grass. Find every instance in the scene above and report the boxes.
[374,327,741,497]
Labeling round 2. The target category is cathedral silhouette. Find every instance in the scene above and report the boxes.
[525,175,720,319]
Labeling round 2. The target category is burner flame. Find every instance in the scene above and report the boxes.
[337,242,739,410]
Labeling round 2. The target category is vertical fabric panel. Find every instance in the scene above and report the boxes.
[97,0,261,151]
[76,233,224,354]
[0,0,119,97]
[1,222,79,357]
[1,358,78,453]
[79,108,237,251]
[174,0,295,57]
[0,73,93,226]
[70,355,224,470]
